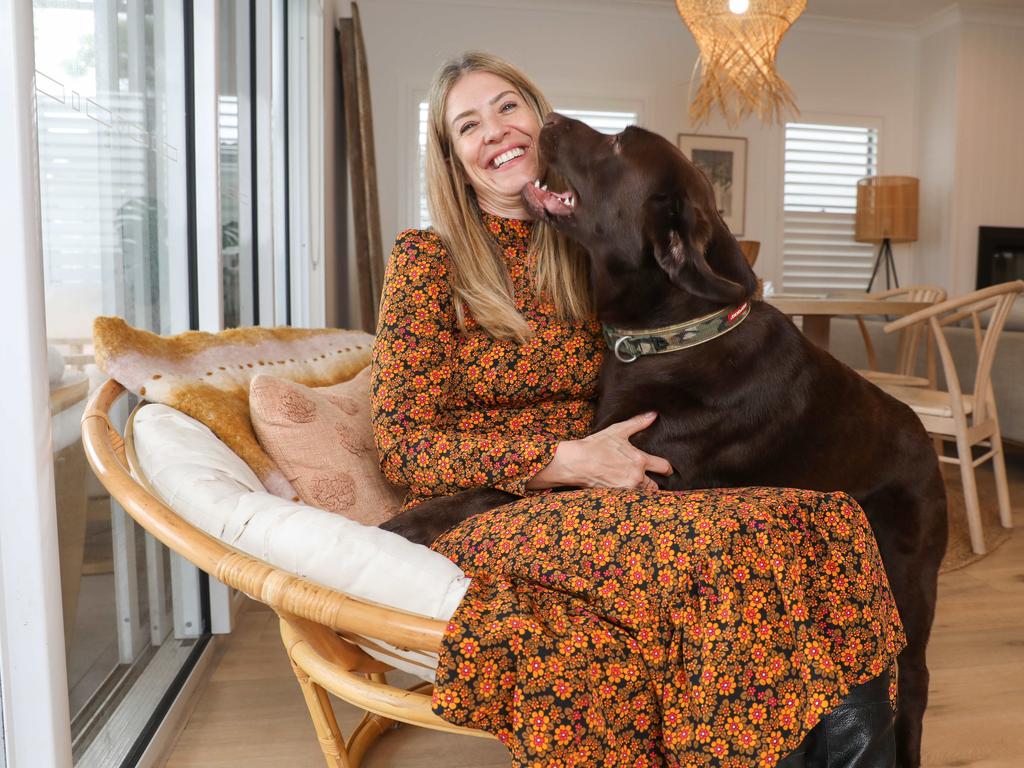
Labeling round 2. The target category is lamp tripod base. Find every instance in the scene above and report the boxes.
[866,238,899,293]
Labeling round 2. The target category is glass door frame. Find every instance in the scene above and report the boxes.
[0,0,74,765]
[2,0,293,764]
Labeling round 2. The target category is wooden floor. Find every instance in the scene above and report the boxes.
[165,482,1024,768]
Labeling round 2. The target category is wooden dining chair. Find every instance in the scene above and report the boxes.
[878,281,1024,554]
[737,240,760,268]
[855,285,946,387]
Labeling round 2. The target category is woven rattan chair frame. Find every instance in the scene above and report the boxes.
[82,379,493,767]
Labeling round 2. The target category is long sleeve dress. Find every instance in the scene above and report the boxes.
[371,213,905,768]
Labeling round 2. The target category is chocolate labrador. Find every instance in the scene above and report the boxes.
[382,114,946,768]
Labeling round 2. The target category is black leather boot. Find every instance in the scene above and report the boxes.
[774,740,807,768]
[804,672,896,768]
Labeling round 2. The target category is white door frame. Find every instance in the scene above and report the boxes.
[287,0,325,329]
[256,0,279,326]
[192,0,240,636]
[0,0,74,764]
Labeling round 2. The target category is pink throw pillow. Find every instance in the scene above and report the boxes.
[249,368,406,524]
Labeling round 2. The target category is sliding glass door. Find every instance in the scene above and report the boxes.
[32,0,200,763]
[1,0,292,761]
[2,0,293,763]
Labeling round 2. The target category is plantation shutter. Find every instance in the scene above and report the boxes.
[416,104,636,229]
[782,122,879,293]
[555,108,636,136]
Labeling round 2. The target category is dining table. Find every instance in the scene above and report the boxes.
[765,293,932,350]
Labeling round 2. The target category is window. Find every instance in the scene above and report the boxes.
[555,108,638,136]
[782,122,879,293]
[415,105,637,229]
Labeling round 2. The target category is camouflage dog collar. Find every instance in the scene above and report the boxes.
[602,302,750,363]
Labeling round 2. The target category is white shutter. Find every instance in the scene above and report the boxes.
[782,122,879,293]
[417,101,430,229]
[555,108,636,136]
[416,104,636,229]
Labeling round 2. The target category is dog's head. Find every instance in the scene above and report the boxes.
[522,113,757,314]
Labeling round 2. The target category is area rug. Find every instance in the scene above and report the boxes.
[939,454,1021,573]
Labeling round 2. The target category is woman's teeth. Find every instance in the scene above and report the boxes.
[492,147,525,168]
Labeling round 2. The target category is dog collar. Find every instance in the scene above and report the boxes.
[602,301,750,363]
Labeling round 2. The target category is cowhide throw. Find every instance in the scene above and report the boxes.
[92,316,373,499]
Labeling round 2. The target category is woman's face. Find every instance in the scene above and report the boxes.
[445,71,541,218]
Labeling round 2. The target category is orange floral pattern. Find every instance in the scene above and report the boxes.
[431,487,906,767]
[370,215,905,766]
[371,215,603,508]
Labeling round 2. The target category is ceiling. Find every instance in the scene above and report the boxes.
[802,0,1024,25]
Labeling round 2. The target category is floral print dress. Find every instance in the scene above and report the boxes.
[370,214,905,768]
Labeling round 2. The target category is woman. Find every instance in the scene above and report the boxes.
[370,51,904,768]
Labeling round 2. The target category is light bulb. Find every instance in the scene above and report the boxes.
[729,0,750,14]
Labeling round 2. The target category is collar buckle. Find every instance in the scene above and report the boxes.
[613,335,639,364]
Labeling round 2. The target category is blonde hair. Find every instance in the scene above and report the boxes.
[425,51,592,342]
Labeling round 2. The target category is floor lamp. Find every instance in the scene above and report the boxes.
[855,176,919,292]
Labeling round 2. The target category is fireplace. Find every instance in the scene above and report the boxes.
[977,226,1024,288]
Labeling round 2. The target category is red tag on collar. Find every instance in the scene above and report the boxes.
[727,302,749,322]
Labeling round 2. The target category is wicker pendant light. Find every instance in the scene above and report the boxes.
[676,0,806,127]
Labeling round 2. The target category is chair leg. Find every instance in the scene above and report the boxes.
[346,672,400,765]
[347,711,397,767]
[289,658,353,768]
[954,432,987,555]
[990,429,1014,530]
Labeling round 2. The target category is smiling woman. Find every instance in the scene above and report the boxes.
[368,50,909,768]
[420,51,591,342]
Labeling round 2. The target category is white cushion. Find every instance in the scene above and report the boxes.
[131,404,469,681]
[51,372,90,452]
[47,345,65,385]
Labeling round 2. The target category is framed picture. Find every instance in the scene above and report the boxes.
[676,134,747,237]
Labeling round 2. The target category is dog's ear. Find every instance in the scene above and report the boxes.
[647,196,755,304]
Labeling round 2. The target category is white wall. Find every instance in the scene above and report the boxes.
[952,18,1024,294]
[350,0,1021,293]
[913,8,1024,294]
[916,17,960,291]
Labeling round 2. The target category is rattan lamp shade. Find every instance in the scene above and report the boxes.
[675,0,807,127]
[854,176,919,244]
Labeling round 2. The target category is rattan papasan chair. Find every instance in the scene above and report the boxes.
[82,374,497,767]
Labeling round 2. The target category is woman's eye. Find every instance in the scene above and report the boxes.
[458,121,476,135]
[500,101,517,113]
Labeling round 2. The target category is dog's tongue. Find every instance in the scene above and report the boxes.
[522,182,572,217]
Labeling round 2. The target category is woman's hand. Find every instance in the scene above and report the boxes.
[526,411,674,491]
